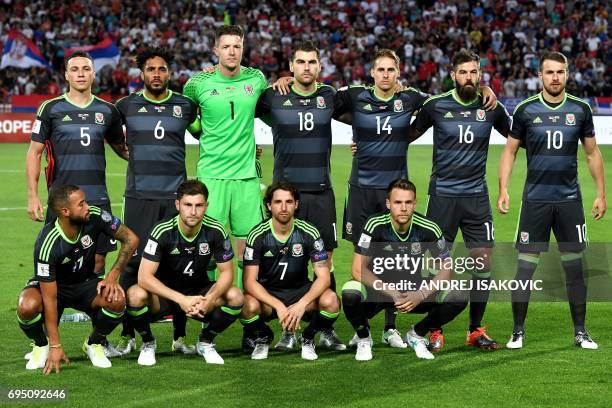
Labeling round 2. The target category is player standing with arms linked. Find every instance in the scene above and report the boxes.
[114,47,201,356]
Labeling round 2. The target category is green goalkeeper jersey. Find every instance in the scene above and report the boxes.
[183,66,268,179]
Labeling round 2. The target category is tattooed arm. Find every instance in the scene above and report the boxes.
[98,224,139,302]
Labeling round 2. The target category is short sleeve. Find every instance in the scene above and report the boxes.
[104,105,125,145]
[409,88,430,108]
[493,102,511,136]
[307,230,328,263]
[509,105,526,142]
[412,103,434,133]
[183,73,206,104]
[355,230,374,256]
[332,87,353,118]
[91,208,122,240]
[580,104,595,139]
[424,230,450,261]
[255,69,268,96]
[30,102,52,143]
[142,233,164,263]
[33,235,58,282]
[243,233,263,266]
[211,227,234,264]
[255,88,272,118]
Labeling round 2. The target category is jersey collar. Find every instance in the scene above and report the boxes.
[176,215,202,243]
[372,87,395,102]
[269,218,294,244]
[291,83,319,97]
[54,219,81,244]
[389,214,412,242]
[538,91,567,110]
[451,89,479,107]
[141,89,173,104]
[63,93,94,109]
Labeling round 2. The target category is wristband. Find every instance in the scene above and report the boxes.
[418,290,426,301]
[49,344,62,349]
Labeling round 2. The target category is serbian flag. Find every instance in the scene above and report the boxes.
[66,38,120,71]
[1,30,50,69]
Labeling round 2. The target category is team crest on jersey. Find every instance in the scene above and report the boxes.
[173,105,183,118]
[476,109,486,121]
[244,84,254,96]
[393,99,403,112]
[345,222,353,235]
[316,96,326,109]
[520,232,529,244]
[565,113,576,126]
[292,244,303,257]
[411,242,421,255]
[81,235,93,249]
[199,243,210,255]
[95,112,104,124]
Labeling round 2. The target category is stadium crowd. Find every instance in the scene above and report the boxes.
[0,0,609,101]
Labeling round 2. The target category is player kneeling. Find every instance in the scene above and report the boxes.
[125,180,243,366]
[241,182,340,361]
[17,185,139,373]
[342,179,468,361]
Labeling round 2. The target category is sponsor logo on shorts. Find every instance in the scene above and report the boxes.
[37,263,49,277]
[199,243,210,255]
[81,235,93,249]
[292,244,303,257]
[95,112,105,124]
[244,247,254,261]
[476,109,486,121]
[145,239,158,255]
[223,252,233,261]
[520,232,529,244]
[173,105,183,118]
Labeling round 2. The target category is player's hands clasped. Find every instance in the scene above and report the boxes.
[282,301,307,332]
[394,291,424,313]
[181,295,207,318]
[44,347,70,375]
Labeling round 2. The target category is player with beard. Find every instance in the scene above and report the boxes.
[498,51,606,349]
[406,49,511,351]
[254,40,345,352]
[17,185,138,373]
[114,47,201,356]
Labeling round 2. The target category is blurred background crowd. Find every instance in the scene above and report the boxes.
[0,0,609,102]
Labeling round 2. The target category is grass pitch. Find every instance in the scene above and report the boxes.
[0,143,611,407]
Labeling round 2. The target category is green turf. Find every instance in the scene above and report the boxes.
[1,143,611,407]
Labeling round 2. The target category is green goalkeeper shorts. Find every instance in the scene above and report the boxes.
[199,177,264,239]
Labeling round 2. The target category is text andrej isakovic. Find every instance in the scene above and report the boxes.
[368,253,543,292]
